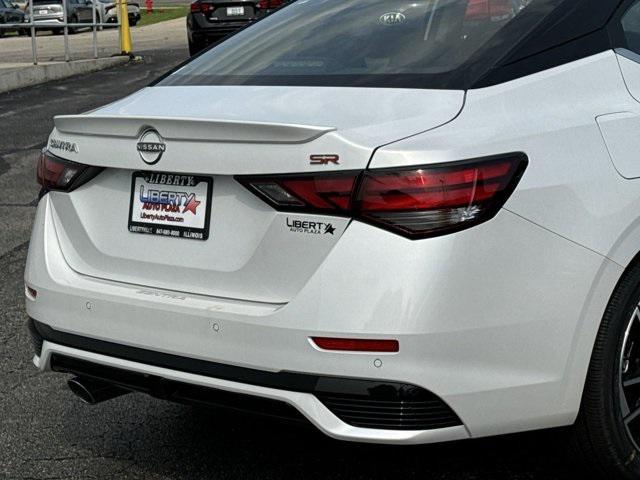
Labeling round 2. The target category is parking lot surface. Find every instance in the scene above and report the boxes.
[1,48,577,480]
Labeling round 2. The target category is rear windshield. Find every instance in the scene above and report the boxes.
[159,0,560,89]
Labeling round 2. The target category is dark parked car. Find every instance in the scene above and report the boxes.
[0,0,26,37]
[187,0,289,56]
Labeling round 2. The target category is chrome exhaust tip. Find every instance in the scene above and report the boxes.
[67,377,129,405]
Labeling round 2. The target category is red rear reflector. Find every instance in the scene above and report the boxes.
[311,337,399,353]
[236,153,528,239]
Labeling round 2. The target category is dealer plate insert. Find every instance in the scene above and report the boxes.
[128,172,213,241]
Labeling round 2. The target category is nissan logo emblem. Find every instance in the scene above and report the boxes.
[137,129,166,165]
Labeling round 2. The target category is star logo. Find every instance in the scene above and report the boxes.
[182,194,201,215]
[324,224,336,235]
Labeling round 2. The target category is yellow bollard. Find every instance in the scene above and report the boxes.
[118,0,133,57]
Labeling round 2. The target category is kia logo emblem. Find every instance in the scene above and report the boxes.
[379,12,406,25]
[137,129,166,165]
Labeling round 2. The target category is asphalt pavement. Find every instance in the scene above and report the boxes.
[0,47,578,480]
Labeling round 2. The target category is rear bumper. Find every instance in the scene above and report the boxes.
[25,194,622,442]
[187,13,255,42]
[32,331,468,444]
[32,16,64,26]
[105,11,140,22]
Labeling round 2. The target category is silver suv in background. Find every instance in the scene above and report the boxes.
[25,0,96,33]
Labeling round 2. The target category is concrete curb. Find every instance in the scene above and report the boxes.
[0,56,130,94]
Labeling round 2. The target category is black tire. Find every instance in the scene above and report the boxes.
[129,19,137,27]
[571,261,640,479]
[68,15,78,34]
[188,38,206,56]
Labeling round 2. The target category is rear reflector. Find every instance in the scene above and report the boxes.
[311,337,399,353]
[236,153,528,239]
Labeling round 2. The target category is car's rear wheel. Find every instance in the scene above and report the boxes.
[68,15,78,34]
[188,38,206,56]
[571,262,640,479]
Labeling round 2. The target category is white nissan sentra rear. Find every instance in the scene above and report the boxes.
[25,0,640,477]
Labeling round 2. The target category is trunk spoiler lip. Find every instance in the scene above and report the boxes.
[53,115,337,145]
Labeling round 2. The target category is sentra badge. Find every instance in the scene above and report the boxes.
[49,138,79,154]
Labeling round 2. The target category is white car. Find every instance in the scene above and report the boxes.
[24,0,640,477]
[96,0,139,27]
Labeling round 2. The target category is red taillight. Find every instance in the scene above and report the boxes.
[237,154,527,239]
[190,1,210,13]
[311,337,399,353]
[354,156,526,238]
[37,150,101,193]
[242,172,359,214]
[465,0,514,21]
[258,0,283,9]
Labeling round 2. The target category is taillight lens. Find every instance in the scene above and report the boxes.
[258,0,283,9]
[242,172,359,214]
[465,0,515,21]
[37,150,102,194]
[236,154,527,239]
[355,156,527,238]
[190,1,210,13]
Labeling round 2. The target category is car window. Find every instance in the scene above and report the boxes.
[623,2,640,55]
[160,0,562,89]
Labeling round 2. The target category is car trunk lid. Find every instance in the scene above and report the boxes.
[48,85,464,303]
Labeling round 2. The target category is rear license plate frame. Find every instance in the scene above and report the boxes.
[227,6,245,16]
[128,171,213,241]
